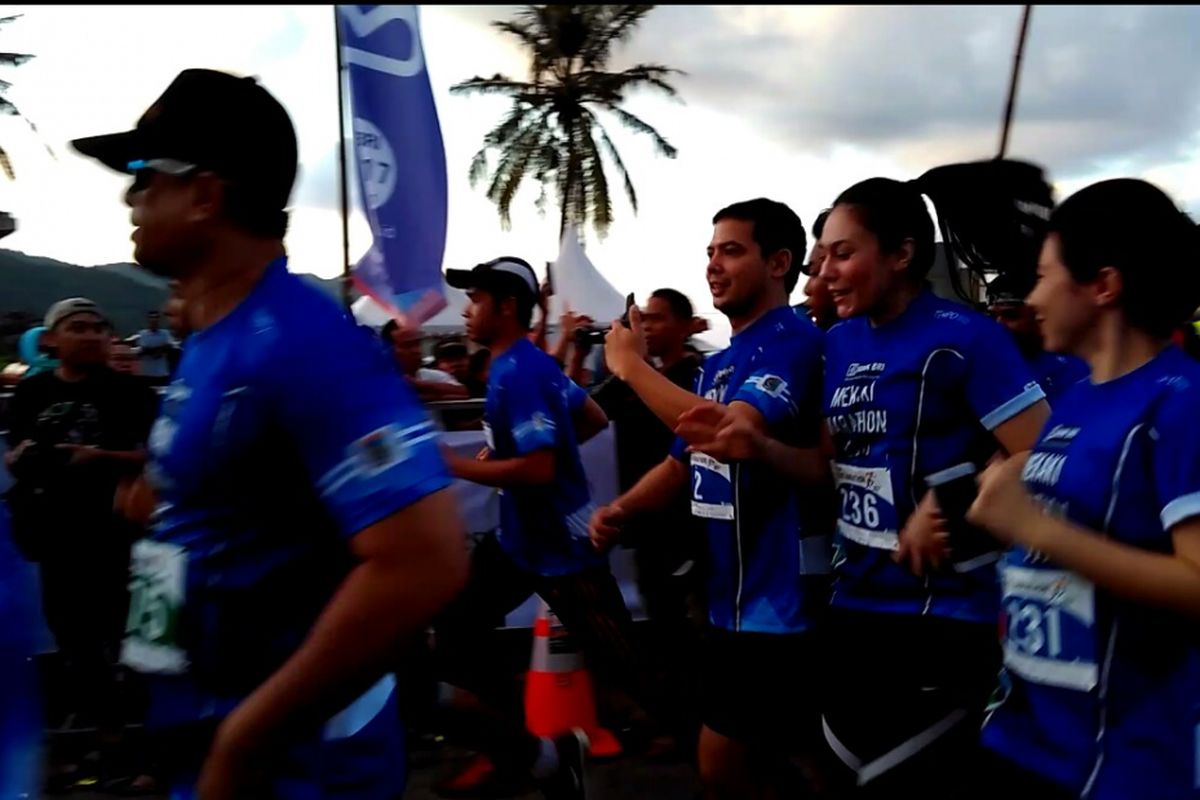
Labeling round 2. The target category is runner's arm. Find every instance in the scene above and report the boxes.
[614,356,707,432]
[615,455,688,518]
[447,448,555,488]
[572,394,609,445]
[205,488,468,766]
[1018,513,1200,618]
[676,400,829,484]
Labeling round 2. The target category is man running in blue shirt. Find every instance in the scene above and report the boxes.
[70,68,468,799]
[594,199,832,800]
[437,256,652,800]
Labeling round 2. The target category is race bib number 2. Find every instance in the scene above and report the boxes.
[691,453,734,521]
[832,463,899,550]
[121,539,189,675]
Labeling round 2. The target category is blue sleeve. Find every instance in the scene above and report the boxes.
[966,319,1046,431]
[729,338,820,428]
[565,378,588,413]
[271,327,452,538]
[1154,389,1200,530]
[499,362,561,456]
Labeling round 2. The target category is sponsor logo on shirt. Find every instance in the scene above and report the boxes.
[845,362,886,381]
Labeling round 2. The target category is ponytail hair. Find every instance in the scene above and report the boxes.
[912,159,1054,304]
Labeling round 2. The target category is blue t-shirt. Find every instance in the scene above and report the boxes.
[1028,349,1088,405]
[139,258,451,796]
[484,338,602,576]
[823,289,1045,623]
[984,345,1200,799]
[670,305,829,634]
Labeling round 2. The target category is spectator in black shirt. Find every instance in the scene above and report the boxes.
[4,297,159,787]
[592,288,706,739]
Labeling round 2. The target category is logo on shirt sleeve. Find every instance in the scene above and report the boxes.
[747,374,790,401]
[352,424,411,474]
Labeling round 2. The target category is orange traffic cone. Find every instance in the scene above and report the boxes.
[524,598,623,759]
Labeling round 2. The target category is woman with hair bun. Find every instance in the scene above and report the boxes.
[969,179,1200,799]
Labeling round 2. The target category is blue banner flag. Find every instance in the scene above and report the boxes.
[338,5,448,325]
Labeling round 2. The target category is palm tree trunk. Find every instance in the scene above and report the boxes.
[998,5,1033,158]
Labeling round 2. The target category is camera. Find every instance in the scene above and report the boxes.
[574,326,608,349]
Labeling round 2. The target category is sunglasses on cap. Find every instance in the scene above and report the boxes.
[127,158,199,192]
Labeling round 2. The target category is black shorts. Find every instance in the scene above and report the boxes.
[819,608,1000,795]
[701,626,822,751]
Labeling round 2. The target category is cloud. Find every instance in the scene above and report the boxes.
[573,5,1200,182]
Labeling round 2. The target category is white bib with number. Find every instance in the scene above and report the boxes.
[690,453,735,521]
[1001,564,1097,692]
[121,539,190,675]
[832,463,899,550]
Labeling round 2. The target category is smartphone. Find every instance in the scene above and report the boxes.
[925,463,1000,572]
[619,293,636,328]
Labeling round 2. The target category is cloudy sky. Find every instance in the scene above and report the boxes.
[1,5,1198,345]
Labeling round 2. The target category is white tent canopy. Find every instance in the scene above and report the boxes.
[547,223,627,324]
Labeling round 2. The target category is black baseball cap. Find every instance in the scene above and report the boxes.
[70,68,298,212]
[446,257,539,303]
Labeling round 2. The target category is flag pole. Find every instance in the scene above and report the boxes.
[334,5,353,311]
[998,4,1033,159]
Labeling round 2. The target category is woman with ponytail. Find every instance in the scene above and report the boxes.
[813,165,1052,797]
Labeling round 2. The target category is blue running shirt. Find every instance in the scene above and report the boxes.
[133,258,451,797]
[1028,350,1088,405]
[984,345,1200,799]
[823,289,1045,623]
[670,305,829,634]
[483,338,603,576]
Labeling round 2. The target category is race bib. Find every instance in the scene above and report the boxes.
[121,539,189,675]
[1001,564,1097,692]
[832,463,899,550]
[690,453,735,521]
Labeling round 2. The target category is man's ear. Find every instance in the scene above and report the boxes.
[187,171,225,224]
[1092,265,1124,310]
[767,248,793,282]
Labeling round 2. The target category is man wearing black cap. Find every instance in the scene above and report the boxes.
[4,297,158,788]
[434,256,653,799]
[70,68,468,799]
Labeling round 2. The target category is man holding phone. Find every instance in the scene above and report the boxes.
[4,297,158,788]
[592,289,708,742]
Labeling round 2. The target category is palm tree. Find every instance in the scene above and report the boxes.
[0,13,36,181]
[452,5,680,238]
